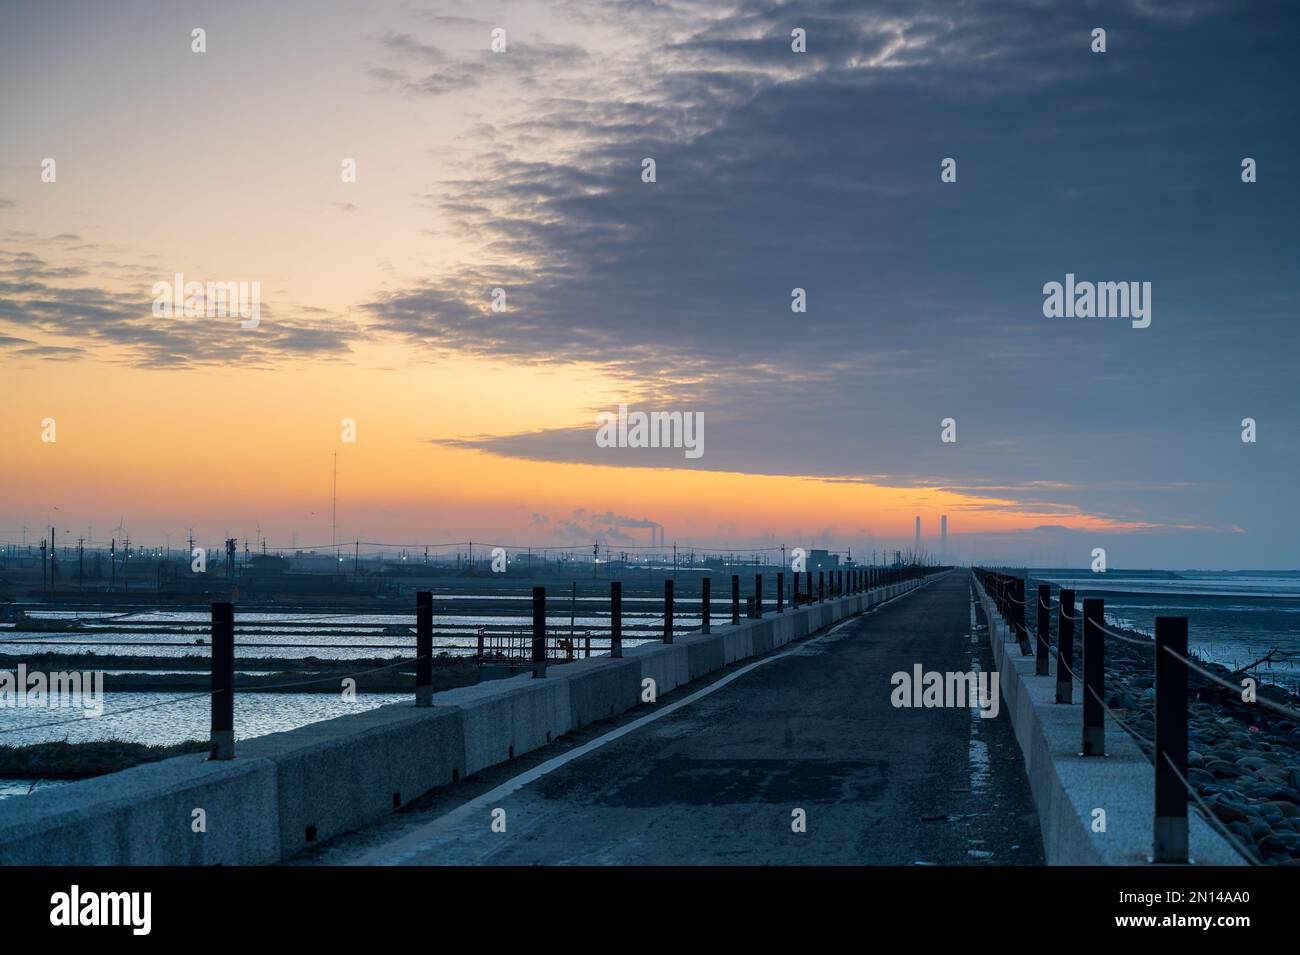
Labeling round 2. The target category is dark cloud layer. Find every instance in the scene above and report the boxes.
[363,0,1298,560]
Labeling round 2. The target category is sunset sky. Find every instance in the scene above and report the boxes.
[1,0,1296,568]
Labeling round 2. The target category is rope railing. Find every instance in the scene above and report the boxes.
[970,566,1295,865]
[1048,630,1264,865]
[1084,680,1152,755]
[1160,751,1263,866]
[1096,623,1152,649]
[1162,644,1300,723]
[1054,648,1083,688]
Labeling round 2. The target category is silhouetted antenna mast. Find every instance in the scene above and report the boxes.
[331,451,338,560]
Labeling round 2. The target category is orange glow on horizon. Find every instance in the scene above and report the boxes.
[0,341,1144,548]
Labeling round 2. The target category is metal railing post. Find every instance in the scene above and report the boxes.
[664,578,674,643]
[1082,597,1105,756]
[531,586,547,678]
[1154,616,1189,863]
[701,577,711,634]
[416,591,433,706]
[1056,588,1074,704]
[1016,579,1031,654]
[209,602,234,760]
[611,581,623,657]
[1035,583,1050,673]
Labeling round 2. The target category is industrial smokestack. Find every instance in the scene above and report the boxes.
[941,515,947,555]
[914,516,921,550]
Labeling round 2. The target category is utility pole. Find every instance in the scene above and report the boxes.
[78,538,84,590]
[110,539,116,591]
[354,540,359,578]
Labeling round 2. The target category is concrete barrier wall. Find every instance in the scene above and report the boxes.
[971,576,1242,866]
[0,578,924,865]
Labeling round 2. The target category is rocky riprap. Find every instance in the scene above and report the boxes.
[1097,625,1300,865]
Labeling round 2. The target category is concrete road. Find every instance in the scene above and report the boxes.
[296,570,1044,865]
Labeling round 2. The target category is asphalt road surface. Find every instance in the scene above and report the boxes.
[296,570,1044,866]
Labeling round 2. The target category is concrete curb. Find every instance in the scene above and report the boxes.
[971,575,1242,866]
[0,577,929,865]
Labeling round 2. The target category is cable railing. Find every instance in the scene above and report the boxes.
[1053,641,1263,867]
[972,566,1300,865]
[4,564,941,754]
